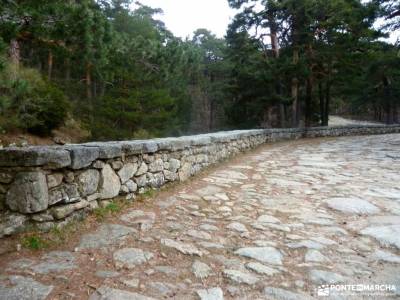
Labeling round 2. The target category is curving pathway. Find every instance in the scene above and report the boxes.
[1,134,400,299]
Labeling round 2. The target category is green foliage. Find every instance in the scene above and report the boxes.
[0,0,398,140]
[0,65,70,135]
[21,235,48,250]
[94,202,122,220]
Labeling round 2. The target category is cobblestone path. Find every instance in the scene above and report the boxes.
[1,134,400,299]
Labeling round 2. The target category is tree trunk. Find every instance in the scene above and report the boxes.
[305,76,313,127]
[291,49,299,127]
[47,50,53,80]
[86,63,92,100]
[65,57,71,82]
[323,81,331,126]
[9,39,20,81]
[319,82,325,125]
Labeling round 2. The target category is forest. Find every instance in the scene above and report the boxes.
[0,0,399,143]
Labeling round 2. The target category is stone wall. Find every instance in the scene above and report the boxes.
[1,124,399,237]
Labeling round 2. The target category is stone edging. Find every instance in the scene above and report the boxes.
[1,124,399,237]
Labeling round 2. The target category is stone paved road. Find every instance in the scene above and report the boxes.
[1,134,400,299]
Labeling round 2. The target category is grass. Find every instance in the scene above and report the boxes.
[21,235,48,250]
[94,202,122,220]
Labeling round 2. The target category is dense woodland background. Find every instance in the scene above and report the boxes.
[0,0,399,143]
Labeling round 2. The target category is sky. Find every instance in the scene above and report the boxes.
[136,0,237,39]
[137,0,399,43]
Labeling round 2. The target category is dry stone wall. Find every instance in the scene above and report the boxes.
[1,125,400,237]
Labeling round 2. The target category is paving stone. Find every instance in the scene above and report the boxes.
[263,287,312,300]
[309,269,347,284]
[304,250,330,263]
[113,248,154,269]
[187,229,212,240]
[0,276,53,300]
[192,260,212,279]
[245,262,280,276]
[161,238,203,256]
[89,286,156,300]
[360,225,400,249]
[223,269,259,285]
[235,247,283,265]
[196,287,224,300]
[226,222,248,233]
[29,251,76,274]
[370,250,400,263]
[79,224,136,249]
[326,197,380,214]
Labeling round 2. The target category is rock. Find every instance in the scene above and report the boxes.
[135,175,147,188]
[226,222,248,233]
[187,229,212,240]
[0,212,28,238]
[87,193,101,202]
[0,173,13,184]
[370,250,400,263]
[179,162,192,181]
[164,170,178,181]
[147,282,176,296]
[92,160,105,169]
[79,224,136,249]
[192,260,212,279]
[29,251,76,274]
[89,286,156,300]
[309,269,347,284]
[149,159,164,172]
[245,262,279,276]
[6,172,49,214]
[77,169,100,196]
[161,238,202,256]
[51,200,89,219]
[257,215,280,224]
[95,271,120,278]
[287,240,324,250]
[199,224,219,232]
[120,278,139,288]
[47,173,63,188]
[0,275,53,300]
[64,171,74,183]
[67,146,99,170]
[119,210,155,231]
[125,180,138,193]
[223,269,259,285]
[99,164,121,199]
[326,197,380,214]
[196,287,224,300]
[63,184,80,203]
[305,249,330,263]
[31,212,54,222]
[235,247,283,265]
[113,248,154,269]
[147,172,165,188]
[111,161,124,170]
[168,159,181,172]
[0,147,71,168]
[263,287,312,300]
[361,225,400,249]
[118,163,138,184]
[135,162,148,176]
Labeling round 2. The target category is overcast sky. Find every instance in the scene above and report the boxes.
[137,0,399,43]
[136,0,236,38]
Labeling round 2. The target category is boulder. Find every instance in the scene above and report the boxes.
[6,172,49,213]
[77,169,100,196]
[99,164,121,199]
[118,163,138,183]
